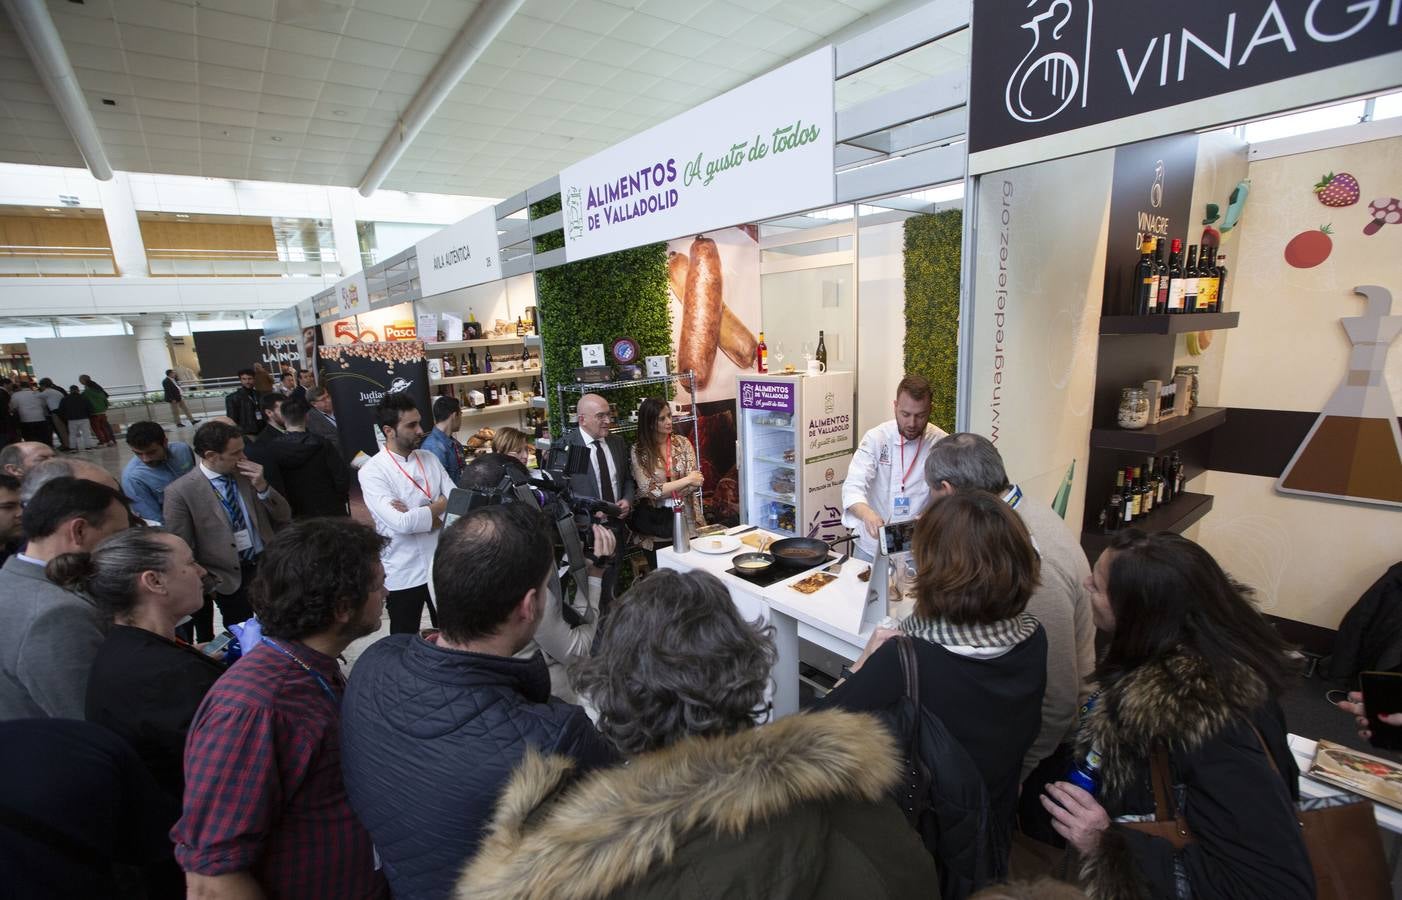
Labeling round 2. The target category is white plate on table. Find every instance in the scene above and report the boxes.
[692,535,741,555]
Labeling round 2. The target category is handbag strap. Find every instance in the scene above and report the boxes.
[1148,743,1194,842]
[894,635,922,765]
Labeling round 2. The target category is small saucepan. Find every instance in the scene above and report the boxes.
[731,551,775,578]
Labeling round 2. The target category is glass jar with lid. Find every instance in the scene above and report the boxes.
[1118,387,1150,429]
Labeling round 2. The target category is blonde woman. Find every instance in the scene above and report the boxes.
[491,426,533,468]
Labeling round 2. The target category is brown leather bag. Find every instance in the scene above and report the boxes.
[1124,729,1392,900]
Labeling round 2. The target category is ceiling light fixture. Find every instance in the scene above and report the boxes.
[101,98,115,106]
[175,213,190,218]
[270,135,282,142]
[43,207,60,211]
[332,109,347,117]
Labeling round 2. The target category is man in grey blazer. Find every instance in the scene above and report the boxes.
[307,386,345,460]
[164,420,291,641]
[0,477,131,719]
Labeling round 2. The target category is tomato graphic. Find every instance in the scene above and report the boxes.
[1284,226,1333,269]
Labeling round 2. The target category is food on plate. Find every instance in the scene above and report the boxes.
[858,566,872,583]
[702,538,729,552]
[678,235,724,388]
[669,250,758,369]
[791,572,836,595]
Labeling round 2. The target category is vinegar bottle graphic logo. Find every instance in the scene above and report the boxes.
[1004,0,1095,124]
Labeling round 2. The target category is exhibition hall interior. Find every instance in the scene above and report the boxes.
[0,1,1400,897]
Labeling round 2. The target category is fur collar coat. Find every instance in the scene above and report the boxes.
[1076,649,1313,900]
[455,709,939,900]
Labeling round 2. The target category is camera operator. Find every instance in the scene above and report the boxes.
[458,453,611,703]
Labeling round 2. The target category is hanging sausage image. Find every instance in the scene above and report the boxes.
[678,235,725,388]
[669,248,757,370]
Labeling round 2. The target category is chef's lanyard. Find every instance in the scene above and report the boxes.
[663,439,679,504]
[1002,484,1023,509]
[388,450,433,501]
[262,638,338,704]
[898,435,923,494]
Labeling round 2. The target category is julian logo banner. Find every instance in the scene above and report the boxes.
[319,341,431,462]
[969,0,1401,171]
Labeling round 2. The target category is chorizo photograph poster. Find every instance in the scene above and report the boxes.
[559,48,834,264]
[668,227,761,405]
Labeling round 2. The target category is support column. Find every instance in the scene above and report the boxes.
[126,314,171,392]
[327,187,363,276]
[97,172,149,277]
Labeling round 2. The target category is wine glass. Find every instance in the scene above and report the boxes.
[801,341,814,364]
[772,341,787,372]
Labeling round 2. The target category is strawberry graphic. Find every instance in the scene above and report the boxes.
[1315,172,1361,208]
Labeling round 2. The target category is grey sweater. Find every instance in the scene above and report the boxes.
[1016,497,1097,779]
[0,555,106,720]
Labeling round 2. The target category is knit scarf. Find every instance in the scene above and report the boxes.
[898,612,1039,648]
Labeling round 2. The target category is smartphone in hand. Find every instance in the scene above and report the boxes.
[1360,671,1402,751]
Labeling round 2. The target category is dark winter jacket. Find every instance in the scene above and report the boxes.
[265,431,346,516]
[1326,561,1402,680]
[340,635,619,900]
[456,709,940,900]
[1078,651,1313,900]
[223,387,262,436]
[58,394,91,421]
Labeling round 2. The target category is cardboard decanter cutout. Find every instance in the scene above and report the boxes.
[1276,285,1402,508]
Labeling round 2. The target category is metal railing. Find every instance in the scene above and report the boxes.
[99,379,241,432]
[0,245,119,277]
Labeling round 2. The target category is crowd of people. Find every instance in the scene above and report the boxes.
[0,367,1342,900]
[3,374,119,452]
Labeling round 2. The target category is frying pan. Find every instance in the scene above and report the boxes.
[731,551,775,578]
[768,534,850,570]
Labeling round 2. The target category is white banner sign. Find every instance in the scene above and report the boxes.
[415,207,503,296]
[558,48,835,263]
[333,270,369,317]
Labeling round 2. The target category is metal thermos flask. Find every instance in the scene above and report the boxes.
[672,501,690,553]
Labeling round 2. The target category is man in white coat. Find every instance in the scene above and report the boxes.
[840,375,947,560]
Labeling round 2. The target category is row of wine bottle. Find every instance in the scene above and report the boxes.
[1131,237,1228,316]
[1098,452,1186,532]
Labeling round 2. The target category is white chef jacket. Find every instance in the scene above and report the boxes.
[358,446,455,591]
[840,420,947,559]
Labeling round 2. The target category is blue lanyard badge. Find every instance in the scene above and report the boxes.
[262,638,339,704]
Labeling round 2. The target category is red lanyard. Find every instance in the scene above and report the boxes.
[898,434,923,493]
[387,450,433,500]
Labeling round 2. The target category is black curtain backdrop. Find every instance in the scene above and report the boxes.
[192,330,264,380]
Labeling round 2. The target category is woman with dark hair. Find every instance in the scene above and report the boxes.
[629,396,704,539]
[819,489,1048,837]
[1041,530,1312,900]
[66,529,224,801]
[457,568,938,900]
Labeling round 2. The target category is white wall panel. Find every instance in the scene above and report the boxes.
[26,335,144,388]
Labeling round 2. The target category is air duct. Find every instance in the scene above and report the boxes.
[356,0,523,197]
[3,0,113,180]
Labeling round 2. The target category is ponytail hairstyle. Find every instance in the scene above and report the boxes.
[47,527,175,621]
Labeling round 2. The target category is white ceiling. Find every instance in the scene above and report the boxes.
[0,0,950,199]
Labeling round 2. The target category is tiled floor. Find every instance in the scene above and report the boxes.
[82,423,427,671]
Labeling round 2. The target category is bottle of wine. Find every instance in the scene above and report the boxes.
[1165,239,1186,314]
[1153,240,1169,314]
[442,352,455,377]
[483,347,493,373]
[1197,247,1219,313]
[1173,450,1185,496]
[1213,253,1228,308]
[815,330,828,368]
[465,348,476,375]
[516,317,526,336]
[1141,458,1155,514]
[1154,457,1166,505]
[1134,238,1158,316]
[1131,467,1145,517]
[1105,470,1124,532]
[1120,476,1135,527]
[1183,244,1200,313]
[756,331,769,373]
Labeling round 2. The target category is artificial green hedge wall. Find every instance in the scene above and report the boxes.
[903,209,961,434]
[530,194,564,253]
[534,239,672,435]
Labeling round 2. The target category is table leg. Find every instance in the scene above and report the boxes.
[726,586,800,719]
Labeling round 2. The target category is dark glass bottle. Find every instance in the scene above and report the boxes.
[1141,458,1155,514]
[1213,253,1228,308]
[1134,237,1158,316]
[483,347,493,373]
[1198,247,1219,313]
[1153,240,1169,313]
[1165,239,1186,314]
[815,330,828,368]
[1183,244,1200,313]
[1105,470,1124,532]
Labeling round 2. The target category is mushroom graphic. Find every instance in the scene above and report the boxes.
[1364,197,1401,235]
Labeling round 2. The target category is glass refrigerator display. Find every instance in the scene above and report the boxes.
[737,371,856,540]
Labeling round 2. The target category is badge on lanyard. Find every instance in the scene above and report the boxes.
[893,494,912,519]
[232,529,253,552]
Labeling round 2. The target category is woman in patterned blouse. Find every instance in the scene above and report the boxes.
[630,397,705,532]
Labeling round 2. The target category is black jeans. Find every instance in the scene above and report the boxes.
[179,559,258,643]
[387,583,437,634]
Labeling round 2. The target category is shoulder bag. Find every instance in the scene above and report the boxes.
[1125,728,1392,900]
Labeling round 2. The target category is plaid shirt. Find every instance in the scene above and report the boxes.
[172,640,387,900]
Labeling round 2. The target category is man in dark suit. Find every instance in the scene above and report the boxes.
[163,421,290,640]
[269,398,347,518]
[163,369,198,428]
[549,392,635,515]
[290,369,314,405]
[306,386,343,461]
[223,369,263,438]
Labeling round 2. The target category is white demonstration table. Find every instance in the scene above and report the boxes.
[659,532,889,718]
[1289,733,1402,886]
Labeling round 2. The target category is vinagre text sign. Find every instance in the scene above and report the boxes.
[415,207,503,297]
[968,0,1402,173]
[558,48,835,263]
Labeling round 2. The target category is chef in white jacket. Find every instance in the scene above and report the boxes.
[841,375,947,560]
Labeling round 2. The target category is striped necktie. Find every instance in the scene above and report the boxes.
[217,475,256,561]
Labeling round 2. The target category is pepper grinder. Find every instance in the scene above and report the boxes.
[671,501,690,554]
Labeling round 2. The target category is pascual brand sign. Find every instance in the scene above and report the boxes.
[558,48,835,263]
[415,207,502,297]
[969,0,1402,172]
